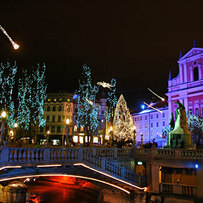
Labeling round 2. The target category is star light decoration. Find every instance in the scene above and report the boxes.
[97,81,114,90]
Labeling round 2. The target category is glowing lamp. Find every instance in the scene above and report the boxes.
[13,43,19,50]
[66,118,70,125]
[137,161,143,165]
[141,104,145,110]
[195,164,199,169]
[47,130,50,134]
[1,111,7,118]
[14,123,18,128]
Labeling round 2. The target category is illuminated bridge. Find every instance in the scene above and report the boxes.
[0,146,147,198]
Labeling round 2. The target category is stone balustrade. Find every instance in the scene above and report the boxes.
[0,146,144,186]
[135,148,203,160]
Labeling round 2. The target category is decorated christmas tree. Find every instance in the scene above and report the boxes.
[113,94,134,141]
[0,60,17,128]
[75,64,99,143]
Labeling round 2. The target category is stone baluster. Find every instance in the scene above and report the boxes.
[18,149,22,162]
[23,149,26,162]
[14,149,18,162]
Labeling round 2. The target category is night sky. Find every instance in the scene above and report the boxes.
[0,1,203,109]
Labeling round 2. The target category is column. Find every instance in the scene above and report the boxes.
[190,66,193,82]
[179,64,183,84]
[184,62,187,83]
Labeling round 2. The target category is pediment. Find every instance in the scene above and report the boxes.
[179,48,203,61]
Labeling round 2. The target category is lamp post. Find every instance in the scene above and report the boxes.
[46,130,50,146]
[0,111,7,144]
[65,118,70,147]
[133,126,136,147]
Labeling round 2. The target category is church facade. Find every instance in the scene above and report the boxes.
[167,47,203,118]
[133,46,203,146]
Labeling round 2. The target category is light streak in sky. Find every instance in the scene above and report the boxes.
[97,81,113,89]
[143,102,163,113]
[0,25,19,49]
[148,88,165,101]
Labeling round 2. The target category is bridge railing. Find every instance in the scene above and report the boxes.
[135,148,203,160]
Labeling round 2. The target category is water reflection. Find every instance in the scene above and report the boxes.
[26,176,100,203]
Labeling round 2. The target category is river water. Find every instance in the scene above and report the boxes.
[26,176,101,203]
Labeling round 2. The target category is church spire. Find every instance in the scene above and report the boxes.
[179,51,182,59]
[169,69,172,81]
[193,40,197,47]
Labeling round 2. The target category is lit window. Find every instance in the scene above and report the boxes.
[79,136,84,143]
[48,99,51,102]
[80,126,84,132]
[93,137,98,143]
[145,132,147,136]
[74,125,78,132]
[140,124,142,129]
[54,99,57,102]
[151,131,153,136]
[145,123,147,128]
[156,131,159,135]
[73,136,78,143]
[195,108,199,116]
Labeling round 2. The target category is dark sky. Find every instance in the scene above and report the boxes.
[0,0,203,109]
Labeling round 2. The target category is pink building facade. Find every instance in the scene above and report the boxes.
[166,47,203,118]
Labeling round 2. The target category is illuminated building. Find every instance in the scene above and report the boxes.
[167,46,203,118]
[37,92,74,145]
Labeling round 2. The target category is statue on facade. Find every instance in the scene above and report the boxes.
[169,113,175,131]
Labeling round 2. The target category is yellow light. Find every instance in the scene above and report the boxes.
[66,118,70,125]
[47,130,50,134]
[0,166,22,171]
[1,111,6,118]
[9,130,14,136]
[105,135,109,140]
[110,126,113,131]
[14,123,18,128]
[37,164,62,168]
[133,126,136,130]
[79,136,84,144]
[73,136,78,143]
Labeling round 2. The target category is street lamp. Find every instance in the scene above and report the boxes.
[65,118,70,147]
[0,111,7,144]
[133,126,136,147]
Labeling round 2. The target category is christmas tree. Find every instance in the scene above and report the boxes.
[113,94,134,141]
[75,64,99,143]
[0,60,17,128]
[106,78,117,125]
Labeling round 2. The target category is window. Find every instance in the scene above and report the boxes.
[53,106,56,111]
[151,115,153,119]
[151,131,153,136]
[140,124,142,129]
[202,107,203,117]
[75,108,78,112]
[163,113,165,117]
[145,132,147,136]
[134,118,136,121]
[57,126,61,133]
[80,126,84,132]
[52,116,55,122]
[101,110,104,115]
[156,122,159,127]
[51,126,55,133]
[140,116,142,121]
[189,109,192,114]
[47,116,49,121]
[193,67,199,81]
[145,116,147,120]
[145,123,147,128]
[58,106,62,111]
[39,127,43,133]
[195,108,199,116]
[151,123,153,127]
[74,125,78,132]
[47,106,50,111]
[157,114,159,118]
[58,116,61,122]
[156,131,159,135]
[46,126,49,132]
[138,117,139,121]
[163,121,165,126]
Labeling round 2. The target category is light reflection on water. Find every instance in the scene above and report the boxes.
[26,177,100,203]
